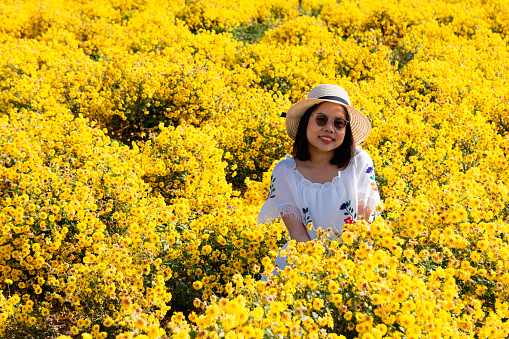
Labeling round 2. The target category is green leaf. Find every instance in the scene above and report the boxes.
[146,117,160,124]
[189,331,197,339]
[311,312,318,319]
[239,256,248,265]
[299,315,308,321]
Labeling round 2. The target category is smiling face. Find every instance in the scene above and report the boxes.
[306,102,348,157]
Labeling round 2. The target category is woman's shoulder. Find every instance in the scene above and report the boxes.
[352,146,373,164]
[273,155,297,173]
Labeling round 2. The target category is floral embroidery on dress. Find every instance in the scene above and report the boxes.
[340,200,356,224]
[302,207,312,225]
[266,174,276,200]
[366,166,378,191]
[366,166,375,180]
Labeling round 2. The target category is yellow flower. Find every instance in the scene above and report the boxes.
[312,298,324,310]
[207,304,220,319]
[332,294,343,304]
[328,281,340,294]
[103,318,114,327]
[71,326,79,335]
[134,317,146,330]
[376,324,388,335]
[193,298,201,308]
[399,313,415,328]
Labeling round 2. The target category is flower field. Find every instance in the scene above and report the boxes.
[0,0,509,338]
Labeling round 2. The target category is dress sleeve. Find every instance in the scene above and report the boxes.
[257,160,304,225]
[355,150,382,221]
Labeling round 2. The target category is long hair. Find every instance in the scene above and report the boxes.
[292,103,355,169]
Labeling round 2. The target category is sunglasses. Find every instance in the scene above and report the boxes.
[312,113,349,131]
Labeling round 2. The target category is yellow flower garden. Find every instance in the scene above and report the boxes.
[0,0,508,337]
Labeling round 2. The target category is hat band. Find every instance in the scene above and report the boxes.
[317,95,349,106]
[281,95,350,118]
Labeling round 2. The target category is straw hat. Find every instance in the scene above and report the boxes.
[283,84,371,144]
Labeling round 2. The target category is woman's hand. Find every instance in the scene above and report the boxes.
[358,205,372,221]
[282,216,311,242]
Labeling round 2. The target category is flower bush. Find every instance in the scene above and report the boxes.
[0,0,508,338]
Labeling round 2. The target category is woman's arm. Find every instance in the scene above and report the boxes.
[355,149,382,222]
[358,205,372,221]
[282,216,311,242]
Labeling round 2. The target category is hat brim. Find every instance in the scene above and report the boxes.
[285,98,371,144]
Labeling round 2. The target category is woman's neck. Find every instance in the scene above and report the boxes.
[308,150,334,167]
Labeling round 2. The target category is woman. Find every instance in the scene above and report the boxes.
[257,84,381,273]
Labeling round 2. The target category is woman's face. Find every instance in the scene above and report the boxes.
[306,102,347,156]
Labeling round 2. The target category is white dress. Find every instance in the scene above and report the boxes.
[257,146,381,273]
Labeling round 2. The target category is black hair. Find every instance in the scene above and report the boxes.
[292,102,355,169]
